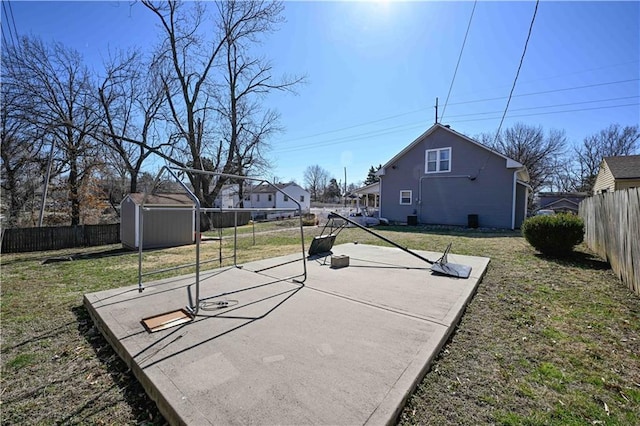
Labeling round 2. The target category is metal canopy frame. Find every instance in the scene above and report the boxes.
[137,166,307,317]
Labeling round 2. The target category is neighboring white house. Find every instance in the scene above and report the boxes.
[246,182,310,212]
[213,182,311,214]
[213,184,242,208]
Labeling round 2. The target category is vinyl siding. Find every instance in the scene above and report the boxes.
[593,162,615,194]
[380,126,519,229]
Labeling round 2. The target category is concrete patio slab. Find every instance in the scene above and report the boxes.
[84,243,489,425]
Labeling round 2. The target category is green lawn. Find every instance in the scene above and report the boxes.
[1,225,638,425]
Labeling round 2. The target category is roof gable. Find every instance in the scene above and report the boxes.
[603,155,640,179]
[380,124,524,173]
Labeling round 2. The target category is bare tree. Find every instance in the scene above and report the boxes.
[303,165,329,202]
[480,123,567,195]
[4,37,102,226]
[575,124,640,192]
[141,0,302,209]
[98,49,170,195]
[0,71,47,226]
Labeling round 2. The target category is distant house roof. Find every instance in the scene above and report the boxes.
[127,193,195,206]
[603,155,640,179]
[251,182,304,194]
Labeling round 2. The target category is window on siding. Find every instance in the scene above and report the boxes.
[256,194,260,202]
[284,195,289,202]
[400,190,412,205]
[268,194,273,202]
[300,195,305,202]
[244,194,250,201]
[425,147,451,173]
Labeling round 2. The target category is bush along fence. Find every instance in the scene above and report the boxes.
[1,223,120,253]
[579,187,640,296]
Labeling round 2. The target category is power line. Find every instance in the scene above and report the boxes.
[494,0,540,140]
[445,95,639,119]
[447,78,639,107]
[441,0,477,121]
[1,1,16,46]
[276,77,637,148]
[7,0,19,43]
[272,101,639,154]
[276,106,429,144]
[450,102,639,124]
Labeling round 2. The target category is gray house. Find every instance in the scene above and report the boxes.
[536,192,588,214]
[120,193,195,249]
[377,124,530,229]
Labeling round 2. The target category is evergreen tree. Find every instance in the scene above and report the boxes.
[364,164,381,185]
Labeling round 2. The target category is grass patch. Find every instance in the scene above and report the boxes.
[2,225,640,425]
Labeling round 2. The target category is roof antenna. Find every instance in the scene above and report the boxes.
[434,97,439,124]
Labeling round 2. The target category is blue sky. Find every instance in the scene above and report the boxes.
[4,1,639,187]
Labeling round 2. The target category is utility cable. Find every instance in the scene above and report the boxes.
[494,0,540,142]
[1,1,16,46]
[441,0,477,121]
[448,78,638,107]
[7,0,19,43]
[274,78,637,150]
[272,98,638,154]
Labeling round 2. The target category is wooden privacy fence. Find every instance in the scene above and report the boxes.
[208,211,252,228]
[579,188,640,296]
[1,224,120,253]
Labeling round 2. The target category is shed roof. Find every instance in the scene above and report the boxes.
[603,155,640,179]
[127,193,195,206]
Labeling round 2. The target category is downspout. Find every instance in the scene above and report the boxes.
[378,176,383,219]
[511,170,517,230]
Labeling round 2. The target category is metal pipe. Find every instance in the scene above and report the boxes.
[328,211,435,265]
[135,166,308,317]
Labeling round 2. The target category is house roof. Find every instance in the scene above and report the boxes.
[540,198,580,209]
[250,182,305,194]
[127,193,195,206]
[379,123,525,175]
[351,182,380,196]
[603,155,640,179]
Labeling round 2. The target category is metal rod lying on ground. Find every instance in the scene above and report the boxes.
[325,211,472,278]
[327,211,435,265]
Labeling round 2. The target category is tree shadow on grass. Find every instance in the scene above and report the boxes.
[534,249,611,271]
[71,305,167,426]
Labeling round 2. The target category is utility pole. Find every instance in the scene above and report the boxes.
[434,97,439,124]
[38,139,56,227]
[343,167,347,208]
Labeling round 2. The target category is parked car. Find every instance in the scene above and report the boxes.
[535,209,555,216]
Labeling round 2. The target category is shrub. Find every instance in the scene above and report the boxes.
[302,213,317,226]
[522,213,584,257]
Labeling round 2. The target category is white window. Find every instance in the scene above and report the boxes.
[425,147,451,173]
[400,190,412,205]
